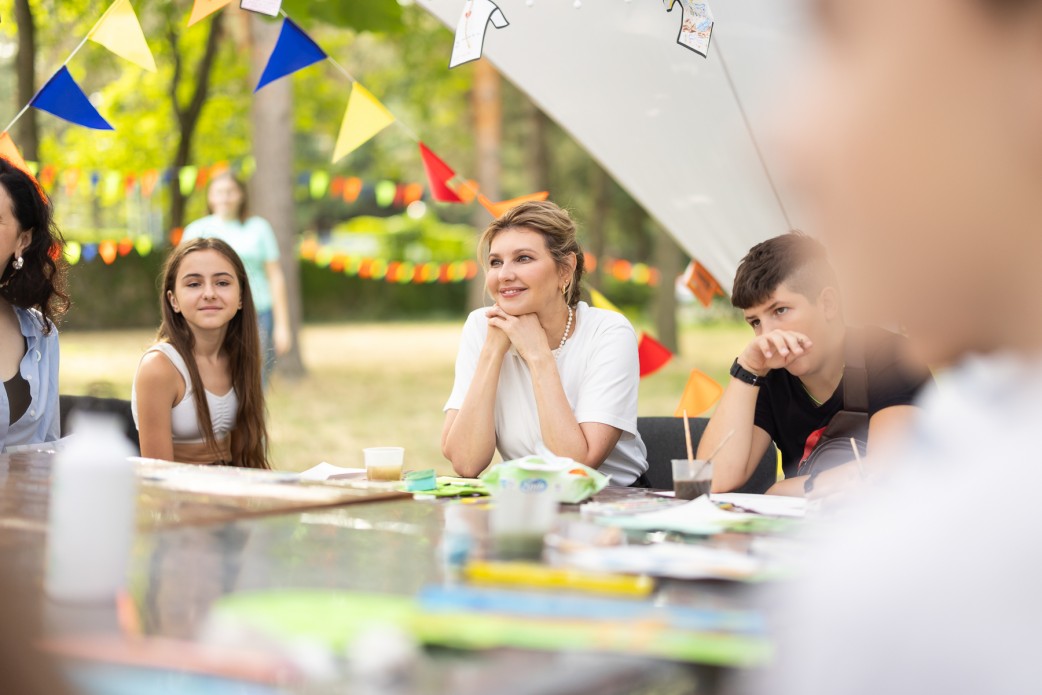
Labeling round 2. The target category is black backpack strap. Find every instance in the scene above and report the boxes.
[842,332,869,414]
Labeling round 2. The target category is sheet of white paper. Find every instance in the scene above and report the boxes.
[240,0,282,17]
[449,0,509,69]
[711,493,806,518]
[297,462,367,482]
[600,495,770,535]
[568,542,764,581]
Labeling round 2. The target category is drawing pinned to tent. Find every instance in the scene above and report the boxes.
[240,0,283,17]
[450,0,509,69]
[664,0,714,58]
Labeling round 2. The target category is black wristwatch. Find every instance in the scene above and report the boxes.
[730,358,765,387]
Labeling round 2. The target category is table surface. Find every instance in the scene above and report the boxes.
[0,451,765,695]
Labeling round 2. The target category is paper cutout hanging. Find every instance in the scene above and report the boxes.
[187,0,232,27]
[664,0,714,58]
[418,143,463,203]
[450,0,509,69]
[685,260,725,307]
[88,0,157,72]
[477,191,549,218]
[240,0,283,17]
[637,332,673,378]
[255,18,327,92]
[589,288,622,315]
[333,83,395,163]
[31,67,114,130]
[674,368,723,416]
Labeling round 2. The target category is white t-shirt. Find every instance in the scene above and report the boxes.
[445,301,648,485]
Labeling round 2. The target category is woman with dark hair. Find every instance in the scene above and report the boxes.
[132,238,269,468]
[442,201,648,485]
[182,174,290,386]
[0,158,68,450]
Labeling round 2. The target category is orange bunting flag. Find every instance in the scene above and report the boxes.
[187,0,232,27]
[457,179,480,204]
[89,0,157,72]
[418,143,463,203]
[673,368,724,417]
[0,132,32,176]
[478,191,550,218]
[589,287,622,314]
[686,260,725,308]
[637,332,673,378]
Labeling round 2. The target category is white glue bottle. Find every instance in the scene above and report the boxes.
[45,412,138,603]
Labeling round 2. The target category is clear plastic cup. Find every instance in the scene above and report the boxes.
[672,459,713,500]
[364,447,404,482]
[489,483,559,561]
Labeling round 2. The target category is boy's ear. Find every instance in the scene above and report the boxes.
[820,286,842,321]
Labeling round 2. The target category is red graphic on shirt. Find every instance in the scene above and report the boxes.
[797,427,827,475]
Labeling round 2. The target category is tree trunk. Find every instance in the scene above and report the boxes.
[13,0,39,161]
[167,18,224,232]
[467,59,502,311]
[525,101,551,192]
[585,164,610,288]
[247,14,306,377]
[652,224,684,354]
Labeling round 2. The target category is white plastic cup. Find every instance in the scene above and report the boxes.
[672,459,713,500]
[490,483,558,560]
[364,447,404,482]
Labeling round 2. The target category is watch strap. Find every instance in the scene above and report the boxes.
[730,358,764,387]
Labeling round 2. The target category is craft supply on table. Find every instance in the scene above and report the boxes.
[363,446,405,482]
[480,454,609,503]
[463,561,654,597]
[403,468,437,492]
[599,495,801,536]
[672,458,713,500]
[563,541,768,582]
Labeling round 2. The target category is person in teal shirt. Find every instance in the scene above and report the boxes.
[182,174,291,385]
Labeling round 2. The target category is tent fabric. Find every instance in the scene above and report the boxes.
[415,0,803,290]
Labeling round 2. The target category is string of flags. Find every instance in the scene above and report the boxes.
[448,0,715,68]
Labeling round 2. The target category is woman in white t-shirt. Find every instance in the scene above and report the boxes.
[442,201,648,486]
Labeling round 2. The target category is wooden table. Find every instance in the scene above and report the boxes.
[0,451,764,694]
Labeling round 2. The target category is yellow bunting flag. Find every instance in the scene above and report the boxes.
[589,288,622,314]
[673,368,724,417]
[89,0,157,72]
[332,83,395,163]
[478,191,550,218]
[187,0,233,27]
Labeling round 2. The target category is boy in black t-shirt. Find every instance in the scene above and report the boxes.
[698,233,931,497]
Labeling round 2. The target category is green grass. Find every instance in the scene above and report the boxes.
[60,320,751,474]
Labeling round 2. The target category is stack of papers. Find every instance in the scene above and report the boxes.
[599,495,802,535]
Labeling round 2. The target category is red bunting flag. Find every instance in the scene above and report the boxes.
[478,191,550,218]
[637,332,673,378]
[418,143,463,203]
[674,368,724,417]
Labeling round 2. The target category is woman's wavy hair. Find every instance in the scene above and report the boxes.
[158,238,269,469]
[0,158,69,331]
[478,200,585,308]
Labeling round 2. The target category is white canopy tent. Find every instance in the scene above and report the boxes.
[414,0,806,291]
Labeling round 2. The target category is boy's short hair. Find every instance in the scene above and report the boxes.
[731,232,838,309]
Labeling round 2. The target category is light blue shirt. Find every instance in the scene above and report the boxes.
[1,307,60,450]
[182,215,281,312]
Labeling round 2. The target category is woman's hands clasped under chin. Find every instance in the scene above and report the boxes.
[485,304,553,363]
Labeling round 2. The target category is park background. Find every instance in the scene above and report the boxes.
[1,0,749,473]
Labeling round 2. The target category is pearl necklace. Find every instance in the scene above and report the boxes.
[551,305,574,358]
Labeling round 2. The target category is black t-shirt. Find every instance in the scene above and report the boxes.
[753,328,932,478]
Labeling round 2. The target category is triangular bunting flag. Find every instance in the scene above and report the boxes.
[187,0,232,27]
[685,260,725,308]
[478,191,550,218]
[332,83,395,163]
[89,0,157,72]
[673,368,724,417]
[255,18,327,92]
[589,288,622,315]
[0,132,31,175]
[418,143,463,203]
[637,332,673,378]
[31,67,114,130]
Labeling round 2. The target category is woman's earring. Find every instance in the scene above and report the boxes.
[13,256,23,271]
[562,283,569,297]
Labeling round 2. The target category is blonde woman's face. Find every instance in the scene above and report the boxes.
[486,228,567,316]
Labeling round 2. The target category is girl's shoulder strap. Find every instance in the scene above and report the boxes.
[146,342,192,390]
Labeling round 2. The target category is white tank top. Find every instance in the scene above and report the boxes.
[131,342,238,444]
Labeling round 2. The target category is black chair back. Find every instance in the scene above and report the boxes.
[59,395,140,454]
[637,416,778,494]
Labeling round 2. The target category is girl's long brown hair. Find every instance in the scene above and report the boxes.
[158,238,269,469]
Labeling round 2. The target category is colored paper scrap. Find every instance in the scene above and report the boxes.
[418,143,463,203]
[332,83,395,163]
[255,18,327,92]
[665,0,715,58]
[89,0,157,72]
[31,67,114,131]
[450,0,509,69]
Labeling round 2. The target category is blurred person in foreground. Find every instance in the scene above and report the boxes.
[699,233,930,497]
[758,0,1042,693]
